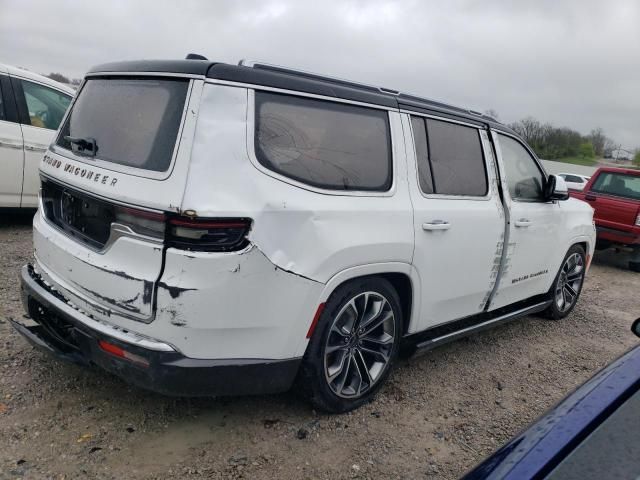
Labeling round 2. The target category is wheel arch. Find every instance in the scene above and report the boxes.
[316,263,419,336]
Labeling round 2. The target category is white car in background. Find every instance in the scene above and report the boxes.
[558,173,591,191]
[0,63,74,208]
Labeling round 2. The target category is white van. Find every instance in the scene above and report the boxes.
[13,58,596,412]
[0,64,74,208]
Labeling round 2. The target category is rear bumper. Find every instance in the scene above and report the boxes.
[13,264,301,396]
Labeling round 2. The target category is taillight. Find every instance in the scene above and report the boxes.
[168,217,252,252]
[113,206,166,238]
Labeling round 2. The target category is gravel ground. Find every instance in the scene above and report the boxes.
[1,210,639,480]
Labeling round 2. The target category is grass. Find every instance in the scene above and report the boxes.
[550,156,598,167]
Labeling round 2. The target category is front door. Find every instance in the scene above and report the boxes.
[405,115,505,331]
[489,131,559,310]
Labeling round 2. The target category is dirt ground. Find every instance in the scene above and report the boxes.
[1,210,639,480]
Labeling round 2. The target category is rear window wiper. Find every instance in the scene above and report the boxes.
[64,136,98,156]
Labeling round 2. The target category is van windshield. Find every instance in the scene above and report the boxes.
[57,78,189,172]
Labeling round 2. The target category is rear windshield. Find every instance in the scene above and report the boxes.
[57,78,189,172]
[591,172,640,200]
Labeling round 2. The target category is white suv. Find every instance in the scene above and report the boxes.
[0,63,74,208]
[13,58,596,412]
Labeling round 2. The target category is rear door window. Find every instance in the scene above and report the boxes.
[255,92,392,191]
[57,78,189,172]
[410,116,487,196]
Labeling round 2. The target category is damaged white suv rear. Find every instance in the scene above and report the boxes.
[14,58,596,412]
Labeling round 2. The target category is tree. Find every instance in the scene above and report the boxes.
[634,150,640,167]
[46,72,70,84]
[588,128,607,157]
[579,142,595,158]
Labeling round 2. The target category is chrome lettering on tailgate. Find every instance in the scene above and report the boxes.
[43,155,118,187]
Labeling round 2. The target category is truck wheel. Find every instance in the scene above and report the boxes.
[629,262,640,273]
[541,245,586,320]
[297,277,402,413]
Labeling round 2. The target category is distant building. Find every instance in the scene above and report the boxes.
[610,148,634,163]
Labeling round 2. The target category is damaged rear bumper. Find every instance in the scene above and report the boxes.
[13,264,302,396]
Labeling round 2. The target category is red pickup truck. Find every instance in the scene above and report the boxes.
[570,166,640,272]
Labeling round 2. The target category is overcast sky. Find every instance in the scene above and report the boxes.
[1,0,638,149]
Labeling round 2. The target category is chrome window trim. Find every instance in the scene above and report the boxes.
[244,88,398,198]
[50,78,198,181]
[405,113,492,202]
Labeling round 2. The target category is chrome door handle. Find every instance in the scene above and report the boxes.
[0,139,23,149]
[422,220,451,231]
[515,218,532,228]
[24,144,47,152]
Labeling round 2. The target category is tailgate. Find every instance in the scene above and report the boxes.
[33,75,203,322]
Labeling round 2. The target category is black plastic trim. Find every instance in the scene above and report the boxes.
[0,74,19,123]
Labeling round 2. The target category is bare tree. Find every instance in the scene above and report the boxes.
[588,128,607,157]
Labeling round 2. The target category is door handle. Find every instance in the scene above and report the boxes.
[515,218,532,228]
[585,194,596,202]
[422,220,451,231]
[0,139,23,150]
[24,144,47,152]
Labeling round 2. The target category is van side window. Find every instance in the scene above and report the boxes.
[255,92,392,191]
[498,134,545,201]
[410,116,434,194]
[410,116,487,196]
[19,80,72,130]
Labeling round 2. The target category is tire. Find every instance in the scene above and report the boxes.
[297,277,402,413]
[541,244,587,320]
[629,262,640,273]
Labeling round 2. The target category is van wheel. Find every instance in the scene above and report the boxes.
[298,277,402,413]
[541,245,586,320]
[629,262,640,273]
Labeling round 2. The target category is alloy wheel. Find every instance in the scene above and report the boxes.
[555,252,584,313]
[323,292,396,399]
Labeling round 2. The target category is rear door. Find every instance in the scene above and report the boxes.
[35,75,202,322]
[490,131,559,310]
[405,114,504,330]
[11,76,73,207]
[0,73,25,207]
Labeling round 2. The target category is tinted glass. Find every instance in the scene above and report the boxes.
[498,134,545,201]
[20,80,71,130]
[410,116,434,193]
[57,78,188,172]
[0,80,5,121]
[563,174,583,183]
[425,118,487,196]
[591,172,640,200]
[255,92,391,191]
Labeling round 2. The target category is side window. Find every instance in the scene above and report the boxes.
[564,174,582,183]
[0,79,5,121]
[18,80,71,130]
[255,92,392,191]
[410,116,434,193]
[498,134,546,201]
[410,116,487,196]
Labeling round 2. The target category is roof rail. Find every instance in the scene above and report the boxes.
[238,59,399,96]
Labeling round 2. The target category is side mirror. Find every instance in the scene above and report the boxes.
[632,318,640,338]
[545,174,570,201]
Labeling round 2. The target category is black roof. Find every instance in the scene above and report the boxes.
[87,59,514,133]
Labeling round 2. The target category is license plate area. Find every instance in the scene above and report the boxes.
[42,180,116,249]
